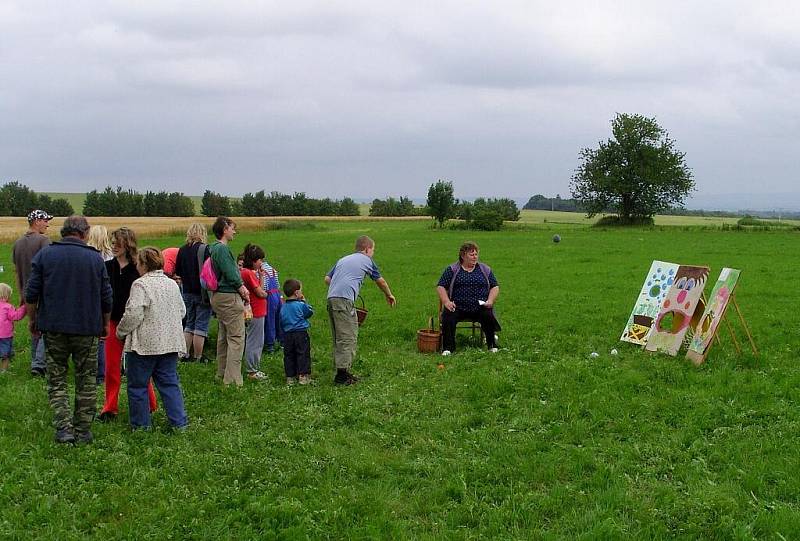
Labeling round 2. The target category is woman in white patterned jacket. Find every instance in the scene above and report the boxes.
[117,246,189,430]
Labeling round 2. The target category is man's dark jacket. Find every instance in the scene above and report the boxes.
[25,237,113,336]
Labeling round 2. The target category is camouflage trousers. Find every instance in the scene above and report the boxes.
[44,333,98,434]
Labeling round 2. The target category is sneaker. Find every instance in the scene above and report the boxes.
[75,431,93,444]
[248,371,267,381]
[441,350,452,356]
[489,347,499,353]
[55,429,75,444]
[286,377,297,386]
[31,367,46,377]
[97,411,117,423]
[298,374,311,385]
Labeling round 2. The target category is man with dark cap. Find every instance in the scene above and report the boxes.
[25,216,113,444]
[12,209,53,376]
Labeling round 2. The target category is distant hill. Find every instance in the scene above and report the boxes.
[686,192,800,212]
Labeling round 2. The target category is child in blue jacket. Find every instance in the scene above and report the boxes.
[279,279,313,385]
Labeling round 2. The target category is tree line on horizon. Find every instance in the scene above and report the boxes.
[6,111,797,225]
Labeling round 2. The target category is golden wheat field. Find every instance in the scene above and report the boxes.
[0,215,428,243]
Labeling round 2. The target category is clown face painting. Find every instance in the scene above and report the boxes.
[620,261,680,345]
[645,265,709,355]
[686,268,741,364]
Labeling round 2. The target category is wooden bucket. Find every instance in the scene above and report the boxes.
[417,317,441,353]
[355,295,368,326]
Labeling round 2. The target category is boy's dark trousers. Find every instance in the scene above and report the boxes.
[283,330,311,377]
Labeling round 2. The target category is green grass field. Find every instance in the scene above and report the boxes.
[1,220,798,538]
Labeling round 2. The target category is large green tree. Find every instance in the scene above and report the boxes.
[570,113,694,223]
[426,179,455,228]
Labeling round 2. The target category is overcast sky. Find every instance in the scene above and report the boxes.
[1,1,798,206]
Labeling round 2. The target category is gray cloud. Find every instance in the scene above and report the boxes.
[1,1,798,207]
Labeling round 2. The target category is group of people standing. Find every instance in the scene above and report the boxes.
[4,211,501,444]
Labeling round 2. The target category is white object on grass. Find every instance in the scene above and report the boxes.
[610,348,618,355]
[442,350,452,356]
[590,352,600,358]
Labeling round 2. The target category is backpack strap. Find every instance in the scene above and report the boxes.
[196,242,211,304]
[196,243,207,275]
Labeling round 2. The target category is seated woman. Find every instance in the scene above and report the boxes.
[117,247,189,430]
[436,241,500,355]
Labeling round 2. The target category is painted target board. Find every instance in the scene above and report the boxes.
[620,261,680,345]
[686,268,741,365]
[645,265,709,356]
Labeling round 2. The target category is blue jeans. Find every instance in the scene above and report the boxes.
[97,338,106,384]
[264,293,283,349]
[126,351,188,429]
[31,332,46,372]
[183,293,212,337]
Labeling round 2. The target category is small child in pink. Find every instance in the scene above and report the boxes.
[0,283,27,373]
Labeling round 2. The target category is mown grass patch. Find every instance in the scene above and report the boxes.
[1,220,799,538]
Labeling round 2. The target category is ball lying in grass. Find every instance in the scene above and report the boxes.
[590,351,599,358]
[553,234,561,243]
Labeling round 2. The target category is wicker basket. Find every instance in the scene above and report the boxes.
[355,295,368,326]
[417,317,441,353]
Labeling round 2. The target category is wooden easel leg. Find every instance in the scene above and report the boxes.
[723,316,742,355]
[731,297,758,356]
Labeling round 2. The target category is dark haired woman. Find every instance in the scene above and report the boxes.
[240,243,269,381]
[99,227,157,422]
[209,217,250,387]
[436,241,501,356]
[117,247,188,430]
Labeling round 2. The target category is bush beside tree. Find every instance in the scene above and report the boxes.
[369,196,420,217]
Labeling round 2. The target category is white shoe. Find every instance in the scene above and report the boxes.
[441,350,452,356]
[489,347,499,353]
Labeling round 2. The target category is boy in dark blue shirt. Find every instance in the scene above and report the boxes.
[279,279,313,385]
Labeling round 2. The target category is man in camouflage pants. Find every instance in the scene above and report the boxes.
[25,216,112,444]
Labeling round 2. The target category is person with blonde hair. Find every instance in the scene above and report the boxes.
[117,247,188,430]
[0,282,27,373]
[86,225,113,261]
[174,223,212,362]
[85,225,113,384]
[98,227,158,422]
